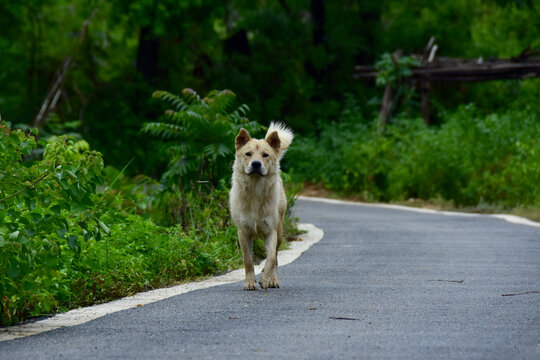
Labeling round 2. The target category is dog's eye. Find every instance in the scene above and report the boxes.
[245,152,252,157]
[263,153,269,158]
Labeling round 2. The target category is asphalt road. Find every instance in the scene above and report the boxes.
[1,198,539,359]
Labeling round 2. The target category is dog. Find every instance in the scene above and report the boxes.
[229,122,294,290]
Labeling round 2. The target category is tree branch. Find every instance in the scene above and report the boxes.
[0,170,51,203]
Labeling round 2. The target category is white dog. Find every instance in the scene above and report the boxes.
[229,122,294,290]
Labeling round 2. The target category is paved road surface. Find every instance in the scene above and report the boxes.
[1,198,539,359]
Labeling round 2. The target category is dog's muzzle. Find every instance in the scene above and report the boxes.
[248,160,264,175]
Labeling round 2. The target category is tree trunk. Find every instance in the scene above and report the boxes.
[311,0,325,46]
[304,0,326,101]
[421,82,430,125]
[136,26,159,83]
[378,84,395,131]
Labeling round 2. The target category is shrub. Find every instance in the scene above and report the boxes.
[0,120,107,324]
[288,100,540,208]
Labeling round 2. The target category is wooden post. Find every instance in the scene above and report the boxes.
[378,50,402,131]
[378,84,395,131]
[421,82,430,125]
[420,37,436,125]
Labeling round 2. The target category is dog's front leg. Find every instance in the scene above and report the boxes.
[259,230,279,289]
[238,229,257,290]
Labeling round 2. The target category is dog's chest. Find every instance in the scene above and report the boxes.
[232,179,279,235]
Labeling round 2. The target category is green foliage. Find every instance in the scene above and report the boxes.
[1,1,538,173]
[142,88,260,188]
[288,98,540,208]
[387,106,540,206]
[375,53,419,87]
[0,120,106,324]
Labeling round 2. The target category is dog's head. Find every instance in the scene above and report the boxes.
[234,128,281,177]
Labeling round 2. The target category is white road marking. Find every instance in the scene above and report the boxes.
[0,223,324,342]
[491,214,540,228]
[298,196,540,228]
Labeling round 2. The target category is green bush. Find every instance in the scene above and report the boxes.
[0,121,225,325]
[288,99,540,208]
[0,121,107,324]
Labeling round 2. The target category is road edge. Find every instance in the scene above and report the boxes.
[298,195,540,228]
[0,223,324,342]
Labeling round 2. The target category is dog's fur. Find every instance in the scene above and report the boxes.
[229,122,294,290]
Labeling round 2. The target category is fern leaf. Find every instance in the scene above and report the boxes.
[203,143,231,160]
[133,174,159,186]
[152,90,187,111]
[181,88,204,106]
[206,89,236,115]
[234,104,250,116]
[217,143,231,157]
[166,144,194,154]
[177,110,209,126]
[142,122,185,139]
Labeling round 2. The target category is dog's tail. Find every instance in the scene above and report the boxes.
[266,122,294,156]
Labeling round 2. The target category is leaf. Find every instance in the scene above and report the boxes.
[96,219,111,235]
[49,204,62,214]
[152,90,187,111]
[141,122,184,139]
[7,262,21,278]
[69,183,87,200]
[18,235,29,245]
[30,212,42,223]
[23,279,38,291]
[94,225,102,241]
[57,228,67,239]
[65,169,78,180]
[67,235,78,250]
[18,216,31,227]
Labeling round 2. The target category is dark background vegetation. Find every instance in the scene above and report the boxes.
[2,0,538,174]
[1,0,539,326]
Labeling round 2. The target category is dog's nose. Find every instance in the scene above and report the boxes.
[251,161,262,169]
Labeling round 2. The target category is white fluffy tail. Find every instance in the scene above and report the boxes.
[266,121,294,154]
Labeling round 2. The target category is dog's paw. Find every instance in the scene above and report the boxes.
[259,274,279,289]
[244,280,258,291]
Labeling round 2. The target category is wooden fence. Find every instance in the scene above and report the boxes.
[353,37,540,125]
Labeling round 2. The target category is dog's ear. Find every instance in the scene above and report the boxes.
[235,128,251,150]
[266,131,281,153]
